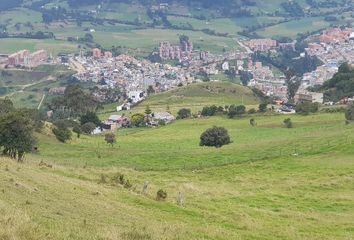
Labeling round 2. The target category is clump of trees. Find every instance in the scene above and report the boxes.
[200,126,231,148]
[295,102,319,115]
[320,63,354,102]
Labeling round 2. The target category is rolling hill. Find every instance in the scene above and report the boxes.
[99,81,262,119]
[1,112,354,239]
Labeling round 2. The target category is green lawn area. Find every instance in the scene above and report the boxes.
[1,112,353,239]
[92,28,242,55]
[37,113,353,170]
[256,17,330,39]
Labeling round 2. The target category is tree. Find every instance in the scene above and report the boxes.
[283,118,293,128]
[147,85,155,96]
[104,133,116,146]
[80,112,101,126]
[177,108,191,119]
[258,103,268,113]
[53,127,72,143]
[131,113,145,127]
[285,70,301,103]
[81,122,96,134]
[73,125,82,138]
[0,110,36,161]
[345,103,354,121]
[228,105,246,118]
[200,126,231,148]
[201,105,219,116]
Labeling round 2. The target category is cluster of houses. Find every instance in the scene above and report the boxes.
[93,111,176,135]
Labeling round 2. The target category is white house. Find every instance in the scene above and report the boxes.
[128,91,145,104]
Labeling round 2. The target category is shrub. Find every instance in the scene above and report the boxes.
[131,113,145,127]
[250,118,256,126]
[295,102,319,115]
[156,189,167,201]
[81,122,96,134]
[283,118,293,128]
[201,105,219,116]
[200,126,231,148]
[104,132,116,146]
[177,108,191,119]
[228,105,246,118]
[52,127,72,143]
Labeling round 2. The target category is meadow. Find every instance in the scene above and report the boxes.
[1,112,354,239]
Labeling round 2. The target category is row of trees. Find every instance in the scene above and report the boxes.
[177,103,269,120]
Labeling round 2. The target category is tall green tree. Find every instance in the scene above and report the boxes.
[0,110,36,161]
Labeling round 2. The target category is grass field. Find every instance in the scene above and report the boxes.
[0,65,75,108]
[256,17,330,39]
[0,38,79,56]
[1,112,354,239]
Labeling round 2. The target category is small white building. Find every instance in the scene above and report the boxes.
[128,91,145,103]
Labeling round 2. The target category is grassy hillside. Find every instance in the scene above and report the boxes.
[1,112,354,239]
[100,81,261,119]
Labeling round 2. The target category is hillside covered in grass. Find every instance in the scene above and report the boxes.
[101,81,261,118]
[1,112,354,239]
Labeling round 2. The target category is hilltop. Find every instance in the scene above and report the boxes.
[100,81,262,118]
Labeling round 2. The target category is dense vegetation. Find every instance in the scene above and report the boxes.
[320,63,354,101]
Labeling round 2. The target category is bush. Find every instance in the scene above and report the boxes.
[201,105,219,116]
[177,108,191,119]
[295,102,319,115]
[283,118,293,128]
[156,189,167,201]
[200,126,231,148]
[80,112,101,126]
[131,113,145,127]
[104,132,116,146]
[228,105,246,118]
[250,118,256,126]
[81,122,96,134]
[52,127,72,143]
